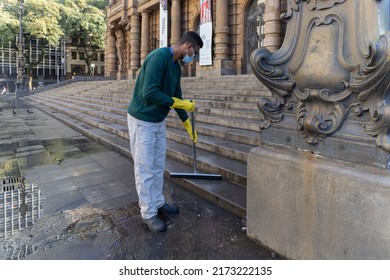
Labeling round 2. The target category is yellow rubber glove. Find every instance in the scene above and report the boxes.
[183,119,198,143]
[170,97,195,112]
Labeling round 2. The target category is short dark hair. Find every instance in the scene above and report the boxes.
[179,31,204,49]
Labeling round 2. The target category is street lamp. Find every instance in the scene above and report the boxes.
[57,63,59,83]
[91,63,95,77]
[61,57,65,76]
[58,57,65,83]
[16,0,27,97]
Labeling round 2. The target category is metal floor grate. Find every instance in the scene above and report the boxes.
[2,177,25,192]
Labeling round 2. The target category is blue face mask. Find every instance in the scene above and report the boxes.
[181,53,195,64]
[181,47,195,64]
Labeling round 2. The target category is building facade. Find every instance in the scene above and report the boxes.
[0,38,66,91]
[0,38,105,91]
[105,0,286,79]
[66,46,105,79]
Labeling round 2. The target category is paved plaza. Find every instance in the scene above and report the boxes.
[0,94,277,260]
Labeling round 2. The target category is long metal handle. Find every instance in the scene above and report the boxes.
[190,112,198,174]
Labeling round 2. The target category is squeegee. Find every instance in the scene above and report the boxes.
[169,112,222,180]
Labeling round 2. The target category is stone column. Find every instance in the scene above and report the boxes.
[129,11,141,79]
[141,11,150,64]
[204,0,234,76]
[263,0,282,52]
[214,0,229,59]
[105,30,117,77]
[170,0,181,45]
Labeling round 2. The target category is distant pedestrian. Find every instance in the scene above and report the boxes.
[127,31,203,232]
[1,85,9,94]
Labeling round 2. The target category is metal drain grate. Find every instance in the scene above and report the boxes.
[1,177,44,242]
[2,177,25,192]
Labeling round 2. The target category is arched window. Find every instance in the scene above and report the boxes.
[245,0,265,73]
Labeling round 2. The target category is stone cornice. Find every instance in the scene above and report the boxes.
[138,0,159,13]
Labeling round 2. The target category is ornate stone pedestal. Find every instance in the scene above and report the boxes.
[248,0,390,259]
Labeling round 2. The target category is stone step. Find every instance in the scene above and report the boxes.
[38,82,121,96]
[24,96,249,187]
[32,92,263,127]
[32,93,263,134]
[39,90,260,111]
[47,76,267,96]
[165,118,262,147]
[22,97,247,217]
[182,79,266,86]
[181,88,270,95]
[195,106,261,121]
[28,93,263,141]
[53,89,262,104]
[181,75,261,84]
[26,94,128,124]
[23,77,270,218]
[25,94,256,164]
[166,141,247,187]
[39,80,131,94]
[167,126,251,163]
[41,76,264,95]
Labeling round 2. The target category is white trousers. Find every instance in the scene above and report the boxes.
[127,113,166,219]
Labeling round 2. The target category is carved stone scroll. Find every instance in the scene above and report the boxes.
[251,0,390,154]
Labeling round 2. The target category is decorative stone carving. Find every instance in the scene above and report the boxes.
[115,28,125,72]
[119,15,129,27]
[125,16,132,69]
[250,0,390,153]
[306,0,346,10]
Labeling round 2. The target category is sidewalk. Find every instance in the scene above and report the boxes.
[0,95,278,260]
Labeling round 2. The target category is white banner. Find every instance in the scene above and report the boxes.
[199,0,212,66]
[160,0,168,48]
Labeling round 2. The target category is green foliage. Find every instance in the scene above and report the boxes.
[24,0,63,45]
[59,0,107,72]
[0,0,107,48]
[88,0,109,11]
[60,0,106,49]
[0,0,108,85]
[0,0,64,46]
[0,0,20,44]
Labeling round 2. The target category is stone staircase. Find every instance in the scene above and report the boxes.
[23,75,271,217]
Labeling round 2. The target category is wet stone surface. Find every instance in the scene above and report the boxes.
[1,206,131,260]
[109,185,273,260]
[0,96,277,260]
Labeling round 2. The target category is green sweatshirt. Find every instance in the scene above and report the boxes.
[127,47,188,123]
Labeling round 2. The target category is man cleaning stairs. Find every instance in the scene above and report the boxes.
[127,31,203,232]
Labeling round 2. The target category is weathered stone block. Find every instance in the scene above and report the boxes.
[247,145,390,259]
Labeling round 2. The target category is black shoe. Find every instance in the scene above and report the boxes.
[142,215,167,232]
[158,203,179,215]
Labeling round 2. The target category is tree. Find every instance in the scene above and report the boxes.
[0,0,63,89]
[0,0,107,87]
[0,1,19,43]
[59,0,107,75]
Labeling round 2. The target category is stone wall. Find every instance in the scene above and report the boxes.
[105,0,283,78]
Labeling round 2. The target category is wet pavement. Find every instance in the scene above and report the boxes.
[0,94,278,260]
